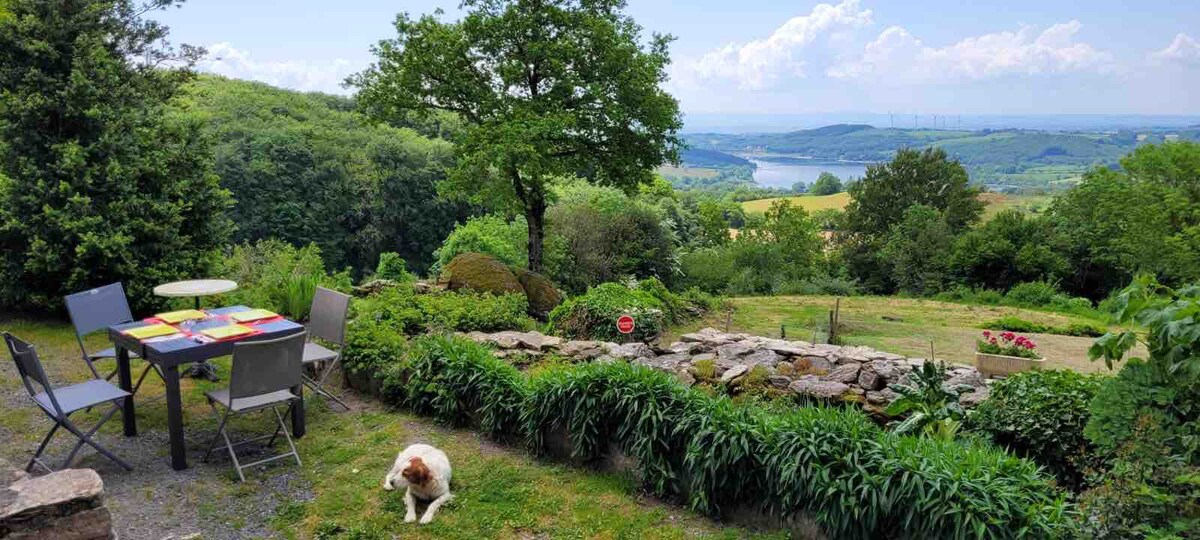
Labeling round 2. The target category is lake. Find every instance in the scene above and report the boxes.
[745,156,869,189]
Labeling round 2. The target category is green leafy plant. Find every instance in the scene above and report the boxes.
[278,273,319,320]
[971,370,1104,489]
[353,286,534,335]
[548,283,666,342]
[374,252,415,282]
[885,361,966,439]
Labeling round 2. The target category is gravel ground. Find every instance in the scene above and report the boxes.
[0,359,318,540]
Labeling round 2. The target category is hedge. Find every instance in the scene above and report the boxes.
[342,332,1075,539]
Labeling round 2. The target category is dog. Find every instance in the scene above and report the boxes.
[383,443,454,524]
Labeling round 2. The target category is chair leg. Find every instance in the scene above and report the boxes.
[272,405,302,468]
[203,402,230,463]
[59,414,132,471]
[303,375,351,410]
[26,423,60,473]
[221,420,246,483]
[61,403,122,469]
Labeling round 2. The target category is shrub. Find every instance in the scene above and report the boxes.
[1085,361,1196,463]
[778,274,861,296]
[442,252,525,296]
[374,252,415,282]
[341,319,407,375]
[636,277,690,324]
[1005,281,1063,307]
[678,247,737,294]
[548,283,666,342]
[353,286,534,335]
[513,267,562,319]
[971,370,1104,489]
[432,214,527,273]
[885,361,966,439]
[979,316,1107,338]
[218,240,352,318]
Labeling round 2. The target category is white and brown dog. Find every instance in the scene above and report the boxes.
[383,444,454,524]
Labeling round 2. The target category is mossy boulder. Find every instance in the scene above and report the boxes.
[513,268,563,319]
[443,253,524,296]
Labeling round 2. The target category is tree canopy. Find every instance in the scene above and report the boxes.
[0,0,230,311]
[809,171,843,195]
[350,0,683,272]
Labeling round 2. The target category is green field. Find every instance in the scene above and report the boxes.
[667,295,1136,374]
[742,191,1051,218]
[657,165,720,179]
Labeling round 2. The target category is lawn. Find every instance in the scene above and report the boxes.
[0,317,779,540]
[666,295,1133,374]
[742,191,1051,219]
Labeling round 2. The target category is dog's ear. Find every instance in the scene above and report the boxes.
[402,457,432,486]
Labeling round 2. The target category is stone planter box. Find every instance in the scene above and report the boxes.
[975,352,1045,377]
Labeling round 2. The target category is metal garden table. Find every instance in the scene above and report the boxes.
[107,306,306,471]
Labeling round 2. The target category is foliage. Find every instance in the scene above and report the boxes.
[971,370,1104,489]
[677,247,738,294]
[949,210,1068,292]
[716,199,824,296]
[1005,281,1064,307]
[354,285,533,335]
[808,171,843,196]
[341,318,408,375]
[351,0,683,272]
[432,214,527,274]
[977,331,1042,359]
[980,316,1106,338]
[173,76,465,275]
[0,0,232,312]
[885,361,966,439]
[776,273,862,296]
[442,252,525,296]
[635,277,690,325]
[548,283,666,342]
[216,240,352,319]
[374,252,415,282]
[881,205,954,295]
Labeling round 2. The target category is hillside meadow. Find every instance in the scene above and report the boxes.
[741,191,1051,217]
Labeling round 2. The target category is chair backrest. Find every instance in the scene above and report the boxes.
[65,282,134,338]
[308,287,350,345]
[3,332,62,415]
[229,331,306,400]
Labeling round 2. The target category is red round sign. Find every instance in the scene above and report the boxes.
[616,314,636,334]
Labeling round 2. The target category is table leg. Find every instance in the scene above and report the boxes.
[117,346,136,437]
[162,364,188,470]
[290,382,305,438]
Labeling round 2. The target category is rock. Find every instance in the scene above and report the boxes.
[1,466,112,540]
[575,348,606,360]
[768,375,793,389]
[513,268,563,319]
[866,388,898,406]
[858,369,884,391]
[798,355,833,373]
[691,352,716,363]
[870,359,903,382]
[775,362,796,377]
[741,349,782,367]
[639,353,690,371]
[443,253,525,296]
[492,333,521,349]
[351,278,400,297]
[946,368,985,389]
[668,341,705,355]
[676,370,696,386]
[560,340,600,356]
[789,378,850,400]
[680,328,741,347]
[715,342,755,361]
[760,339,811,356]
[612,342,655,359]
[720,364,750,383]
[517,332,561,351]
[594,355,616,364]
[959,387,991,407]
[823,363,861,384]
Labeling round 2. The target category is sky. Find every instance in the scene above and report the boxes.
[152,0,1200,118]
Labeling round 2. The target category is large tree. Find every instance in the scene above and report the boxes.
[350,0,682,272]
[0,0,231,311]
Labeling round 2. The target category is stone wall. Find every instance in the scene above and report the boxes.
[463,327,992,415]
[0,459,114,540]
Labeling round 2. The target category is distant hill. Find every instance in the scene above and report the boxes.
[679,148,754,168]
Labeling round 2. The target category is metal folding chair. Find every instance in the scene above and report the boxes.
[302,287,351,410]
[203,332,306,482]
[64,282,160,395]
[3,332,133,472]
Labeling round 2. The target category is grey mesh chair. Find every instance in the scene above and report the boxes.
[203,332,306,482]
[64,282,160,394]
[302,287,351,410]
[3,332,132,472]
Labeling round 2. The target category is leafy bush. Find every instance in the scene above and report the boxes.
[341,319,407,375]
[885,361,966,439]
[432,214,527,274]
[548,283,666,342]
[374,252,415,282]
[1005,281,1063,307]
[354,286,534,335]
[980,316,1106,338]
[217,240,352,319]
[977,331,1042,359]
[677,247,737,294]
[778,273,861,296]
[971,370,1104,489]
[385,335,525,437]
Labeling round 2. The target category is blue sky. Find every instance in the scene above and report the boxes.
[154,0,1200,116]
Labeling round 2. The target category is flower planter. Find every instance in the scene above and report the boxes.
[975,352,1045,378]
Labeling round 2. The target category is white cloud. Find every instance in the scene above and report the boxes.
[197,42,357,94]
[1151,33,1200,67]
[687,0,873,89]
[829,20,1113,83]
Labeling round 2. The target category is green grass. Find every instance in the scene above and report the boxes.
[741,192,850,214]
[667,295,1136,374]
[0,317,778,539]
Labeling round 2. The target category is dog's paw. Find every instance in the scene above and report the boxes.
[383,481,394,491]
[404,513,417,523]
[419,515,434,524]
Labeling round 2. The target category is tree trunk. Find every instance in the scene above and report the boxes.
[526,189,547,273]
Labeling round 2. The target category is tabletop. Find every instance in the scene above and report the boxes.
[153,279,238,298]
[108,305,304,367]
